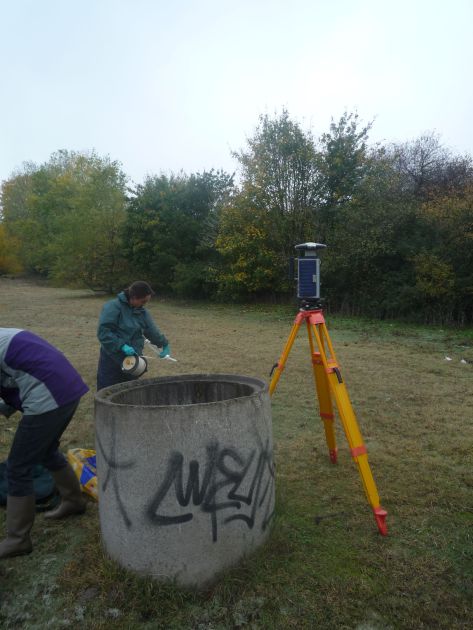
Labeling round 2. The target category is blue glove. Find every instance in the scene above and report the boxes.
[159,344,170,358]
[121,344,136,356]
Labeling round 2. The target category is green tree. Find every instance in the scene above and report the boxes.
[317,112,372,242]
[1,151,129,290]
[322,146,424,317]
[1,164,51,273]
[233,110,321,257]
[124,170,234,296]
[48,155,129,291]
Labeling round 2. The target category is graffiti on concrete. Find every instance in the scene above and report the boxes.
[145,437,275,542]
[96,424,136,529]
[96,423,275,540]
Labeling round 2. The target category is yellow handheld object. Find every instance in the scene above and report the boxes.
[67,448,98,501]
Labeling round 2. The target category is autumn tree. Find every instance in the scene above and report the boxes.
[388,133,473,200]
[416,183,473,322]
[0,223,23,275]
[214,198,282,299]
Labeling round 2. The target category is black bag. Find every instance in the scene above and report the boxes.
[0,462,59,511]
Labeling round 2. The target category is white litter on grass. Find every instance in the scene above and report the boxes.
[106,609,121,619]
[444,356,470,364]
[74,606,85,621]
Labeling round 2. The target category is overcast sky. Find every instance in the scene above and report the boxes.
[1,0,472,186]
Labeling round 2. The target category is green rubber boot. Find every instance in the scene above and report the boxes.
[0,495,35,559]
[44,464,86,520]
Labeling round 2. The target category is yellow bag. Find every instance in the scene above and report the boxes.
[67,448,98,501]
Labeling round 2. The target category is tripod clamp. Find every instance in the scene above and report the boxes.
[299,298,324,311]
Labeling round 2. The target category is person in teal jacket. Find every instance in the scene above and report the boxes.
[96,281,170,389]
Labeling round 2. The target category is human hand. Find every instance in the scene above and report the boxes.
[121,344,136,356]
[159,344,170,358]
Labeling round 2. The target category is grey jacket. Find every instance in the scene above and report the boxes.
[0,328,89,415]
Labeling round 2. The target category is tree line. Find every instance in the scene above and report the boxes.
[1,111,472,324]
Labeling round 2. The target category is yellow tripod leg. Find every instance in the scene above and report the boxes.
[306,318,338,463]
[310,316,388,535]
[269,313,303,396]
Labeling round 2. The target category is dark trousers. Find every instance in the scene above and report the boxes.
[96,347,138,390]
[6,399,80,497]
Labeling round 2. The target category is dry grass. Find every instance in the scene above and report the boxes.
[0,277,472,629]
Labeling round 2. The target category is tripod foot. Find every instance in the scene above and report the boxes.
[329,448,338,464]
[373,507,388,536]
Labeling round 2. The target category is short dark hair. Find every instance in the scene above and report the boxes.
[127,281,154,299]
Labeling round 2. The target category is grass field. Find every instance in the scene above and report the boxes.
[0,277,472,629]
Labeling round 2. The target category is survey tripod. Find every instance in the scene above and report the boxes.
[269,243,388,535]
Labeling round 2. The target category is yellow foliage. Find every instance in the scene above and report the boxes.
[215,207,281,295]
[0,224,23,274]
[421,185,473,245]
[412,253,454,299]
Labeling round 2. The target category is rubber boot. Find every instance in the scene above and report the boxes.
[44,464,86,520]
[0,495,35,559]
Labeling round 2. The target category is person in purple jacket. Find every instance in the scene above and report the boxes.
[0,328,89,559]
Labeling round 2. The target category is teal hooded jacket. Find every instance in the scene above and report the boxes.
[97,292,168,365]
